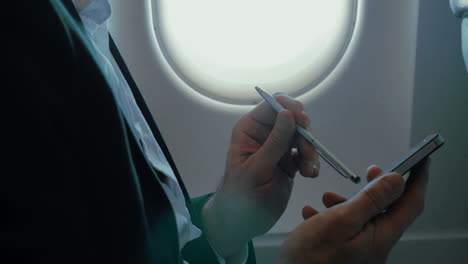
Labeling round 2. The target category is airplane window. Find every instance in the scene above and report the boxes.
[152,0,358,105]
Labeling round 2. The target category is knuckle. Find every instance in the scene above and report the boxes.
[277,112,295,133]
[363,187,384,212]
[231,123,241,139]
[232,121,241,132]
[331,209,360,234]
[313,215,339,240]
[330,209,349,226]
[381,174,405,196]
[323,211,340,228]
[292,100,304,111]
[272,93,304,111]
[302,114,310,125]
[270,131,286,149]
[231,117,247,136]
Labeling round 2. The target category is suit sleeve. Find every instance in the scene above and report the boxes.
[11,2,181,263]
[182,194,257,264]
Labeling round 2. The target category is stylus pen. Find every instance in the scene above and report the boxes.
[255,86,361,184]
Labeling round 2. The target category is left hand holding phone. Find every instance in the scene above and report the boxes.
[278,159,430,264]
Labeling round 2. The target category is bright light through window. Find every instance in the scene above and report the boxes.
[152,0,358,104]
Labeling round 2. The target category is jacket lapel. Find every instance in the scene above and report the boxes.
[108,36,194,209]
[60,0,193,207]
[46,1,183,262]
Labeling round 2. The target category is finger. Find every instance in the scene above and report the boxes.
[322,192,347,208]
[302,205,319,220]
[295,130,320,178]
[248,99,279,127]
[367,165,383,183]
[279,149,299,179]
[254,110,296,168]
[235,115,273,145]
[249,93,309,128]
[346,221,375,255]
[375,158,430,243]
[275,94,309,128]
[340,173,405,235]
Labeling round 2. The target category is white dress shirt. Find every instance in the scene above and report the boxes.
[73,1,247,263]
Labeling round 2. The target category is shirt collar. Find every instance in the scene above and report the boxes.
[75,0,112,33]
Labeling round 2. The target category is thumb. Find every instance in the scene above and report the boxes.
[255,110,296,168]
[342,173,405,232]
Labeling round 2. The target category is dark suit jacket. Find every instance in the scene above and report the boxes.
[11,1,256,263]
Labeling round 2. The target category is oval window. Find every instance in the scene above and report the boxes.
[152,0,358,104]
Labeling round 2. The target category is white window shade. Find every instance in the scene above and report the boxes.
[152,0,358,104]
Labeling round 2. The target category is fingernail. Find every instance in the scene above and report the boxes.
[313,164,318,176]
[367,164,378,172]
[311,163,319,177]
[309,163,315,175]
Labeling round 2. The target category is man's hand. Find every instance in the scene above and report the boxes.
[279,159,430,264]
[202,93,320,259]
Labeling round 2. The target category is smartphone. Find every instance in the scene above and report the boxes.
[387,134,445,176]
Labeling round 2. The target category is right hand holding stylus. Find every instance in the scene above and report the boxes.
[278,159,430,264]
